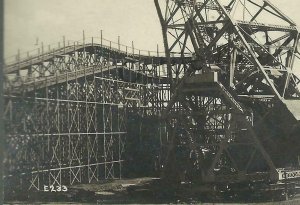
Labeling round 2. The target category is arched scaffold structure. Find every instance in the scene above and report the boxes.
[3,35,191,193]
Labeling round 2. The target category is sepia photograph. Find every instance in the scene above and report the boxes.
[3,0,300,204]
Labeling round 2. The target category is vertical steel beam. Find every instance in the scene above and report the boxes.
[154,0,174,90]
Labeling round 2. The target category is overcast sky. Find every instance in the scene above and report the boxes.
[4,0,300,59]
[4,0,162,58]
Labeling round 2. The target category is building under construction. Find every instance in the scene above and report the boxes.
[3,0,300,203]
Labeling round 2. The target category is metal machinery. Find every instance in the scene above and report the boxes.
[155,0,300,197]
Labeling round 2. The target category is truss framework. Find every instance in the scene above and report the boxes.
[155,0,300,184]
[3,38,171,192]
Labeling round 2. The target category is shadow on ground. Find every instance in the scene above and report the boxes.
[5,177,300,204]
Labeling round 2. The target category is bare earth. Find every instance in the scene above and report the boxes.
[5,177,300,204]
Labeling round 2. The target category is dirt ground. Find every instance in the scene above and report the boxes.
[5,177,300,204]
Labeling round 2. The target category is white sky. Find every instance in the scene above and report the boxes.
[4,0,300,60]
[4,0,163,58]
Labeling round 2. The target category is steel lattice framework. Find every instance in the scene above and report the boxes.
[155,0,300,189]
